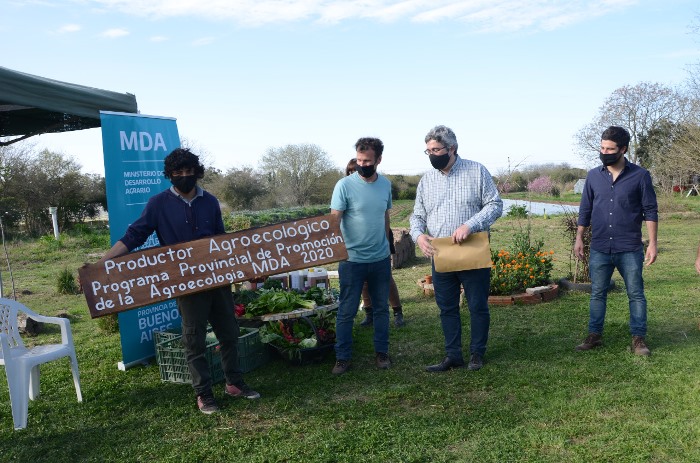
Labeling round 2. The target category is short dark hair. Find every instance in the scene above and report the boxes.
[163,148,205,179]
[354,137,384,160]
[345,157,357,176]
[601,126,631,151]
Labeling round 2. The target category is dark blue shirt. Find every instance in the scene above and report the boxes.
[119,187,225,251]
[577,160,658,253]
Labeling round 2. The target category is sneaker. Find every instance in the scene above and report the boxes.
[196,394,219,414]
[376,352,392,369]
[575,333,603,351]
[332,359,351,375]
[631,336,651,356]
[468,353,483,371]
[393,311,405,327]
[360,307,373,327]
[225,382,261,400]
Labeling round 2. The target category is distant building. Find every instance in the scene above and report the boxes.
[573,179,586,194]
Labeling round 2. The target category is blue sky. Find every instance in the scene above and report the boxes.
[2,0,699,177]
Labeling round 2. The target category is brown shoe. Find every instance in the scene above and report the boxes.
[575,333,602,351]
[375,352,391,369]
[332,359,351,375]
[631,336,651,356]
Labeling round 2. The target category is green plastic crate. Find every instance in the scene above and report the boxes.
[238,328,270,373]
[155,327,268,384]
[155,332,223,385]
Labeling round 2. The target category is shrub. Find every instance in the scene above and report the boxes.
[398,187,416,200]
[498,182,513,194]
[56,267,80,295]
[561,209,590,282]
[96,313,119,333]
[39,234,63,252]
[527,176,557,195]
[490,232,554,295]
[225,215,252,232]
[506,204,528,218]
[226,206,331,231]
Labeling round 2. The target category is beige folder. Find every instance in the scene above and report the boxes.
[432,231,492,272]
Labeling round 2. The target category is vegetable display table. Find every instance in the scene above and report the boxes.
[256,304,338,366]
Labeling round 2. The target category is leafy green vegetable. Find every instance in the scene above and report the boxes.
[262,278,283,290]
[233,289,259,306]
[244,289,316,316]
[303,287,326,305]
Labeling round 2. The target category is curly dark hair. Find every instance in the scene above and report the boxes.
[163,148,205,179]
[354,137,384,159]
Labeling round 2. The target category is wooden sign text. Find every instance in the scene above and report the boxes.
[79,214,347,318]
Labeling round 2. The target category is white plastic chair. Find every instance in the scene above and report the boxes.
[0,298,82,430]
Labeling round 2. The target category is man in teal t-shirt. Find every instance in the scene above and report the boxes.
[330,137,393,375]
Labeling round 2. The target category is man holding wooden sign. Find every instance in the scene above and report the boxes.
[99,148,260,414]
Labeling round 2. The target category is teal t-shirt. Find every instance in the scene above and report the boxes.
[330,173,392,263]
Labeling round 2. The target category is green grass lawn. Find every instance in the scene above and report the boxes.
[1,205,700,462]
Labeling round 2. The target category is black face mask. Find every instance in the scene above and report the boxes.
[599,152,623,167]
[355,164,376,178]
[171,175,197,194]
[429,153,451,170]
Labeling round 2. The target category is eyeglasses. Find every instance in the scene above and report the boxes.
[424,146,447,156]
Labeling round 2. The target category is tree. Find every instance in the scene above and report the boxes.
[635,119,683,170]
[219,166,268,210]
[259,144,339,207]
[575,82,699,165]
[687,14,700,100]
[0,144,104,234]
[0,143,33,229]
[653,123,700,194]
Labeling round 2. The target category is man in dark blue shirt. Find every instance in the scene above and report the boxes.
[101,148,260,414]
[574,126,658,356]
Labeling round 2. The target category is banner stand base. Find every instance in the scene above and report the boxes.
[118,357,153,371]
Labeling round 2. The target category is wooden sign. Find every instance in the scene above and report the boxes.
[79,214,347,318]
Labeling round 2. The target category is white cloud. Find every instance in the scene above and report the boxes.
[150,35,168,42]
[192,36,215,46]
[58,24,81,33]
[101,28,129,38]
[83,0,640,32]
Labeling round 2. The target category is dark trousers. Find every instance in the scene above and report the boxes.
[177,286,241,396]
[432,264,491,361]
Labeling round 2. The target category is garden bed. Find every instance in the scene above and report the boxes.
[488,284,560,306]
[416,279,560,306]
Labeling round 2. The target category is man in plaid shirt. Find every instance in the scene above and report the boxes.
[410,125,502,372]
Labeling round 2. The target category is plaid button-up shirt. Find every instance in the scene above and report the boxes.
[410,156,503,242]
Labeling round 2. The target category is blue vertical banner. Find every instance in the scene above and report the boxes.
[100,111,182,370]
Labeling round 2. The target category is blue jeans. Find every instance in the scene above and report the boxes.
[335,257,391,360]
[432,264,491,361]
[588,249,647,337]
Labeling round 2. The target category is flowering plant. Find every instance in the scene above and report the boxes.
[259,311,336,361]
[490,233,554,296]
